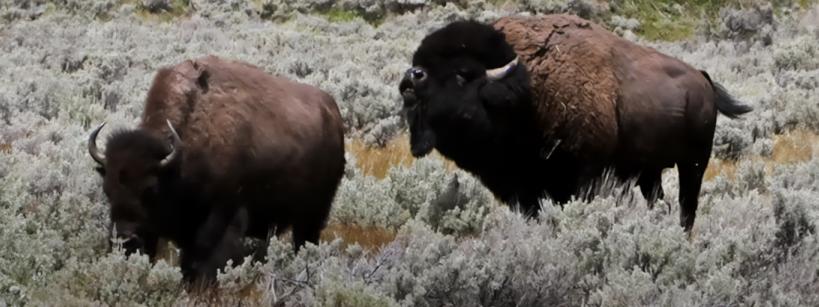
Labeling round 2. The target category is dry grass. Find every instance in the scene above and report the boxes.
[704,130,818,181]
[347,134,456,179]
[703,159,739,181]
[347,135,415,179]
[771,129,817,163]
[154,239,180,265]
[320,223,397,252]
[0,143,11,154]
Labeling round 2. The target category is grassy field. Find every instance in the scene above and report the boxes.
[1,0,819,306]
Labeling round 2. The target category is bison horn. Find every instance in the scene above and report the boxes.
[486,56,519,81]
[159,120,182,168]
[88,122,107,165]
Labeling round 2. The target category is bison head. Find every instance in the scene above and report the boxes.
[399,20,531,159]
[88,120,182,257]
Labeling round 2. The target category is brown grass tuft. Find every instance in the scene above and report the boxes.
[154,239,180,265]
[0,143,10,154]
[771,129,816,164]
[703,159,738,181]
[704,130,818,181]
[347,135,415,179]
[320,223,397,252]
[347,134,456,179]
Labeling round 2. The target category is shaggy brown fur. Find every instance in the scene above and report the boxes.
[90,55,345,283]
[494,15,621,163]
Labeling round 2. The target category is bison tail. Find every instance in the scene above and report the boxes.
[700,70,753,119]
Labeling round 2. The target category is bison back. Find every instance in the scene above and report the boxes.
[139,55,345,219]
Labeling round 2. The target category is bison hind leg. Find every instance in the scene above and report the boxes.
[677,160,708,232]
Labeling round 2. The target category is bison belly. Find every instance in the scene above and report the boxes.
[242,139,346,240]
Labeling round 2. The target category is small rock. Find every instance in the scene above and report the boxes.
[142,0,171,13]
[568,0,609,19]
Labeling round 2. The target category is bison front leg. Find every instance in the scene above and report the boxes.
[637,168,665,208]
[182,205,249,284]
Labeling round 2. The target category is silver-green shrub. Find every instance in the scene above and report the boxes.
[1,1,818,305]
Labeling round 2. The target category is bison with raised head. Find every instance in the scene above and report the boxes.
[88,55,346,282]
[399,14,752,231]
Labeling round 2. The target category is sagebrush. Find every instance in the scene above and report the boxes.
[1,0,818,306]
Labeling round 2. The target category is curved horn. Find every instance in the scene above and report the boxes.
[159,120,182,168]
[88,122,107,165]
[486,56,519,81]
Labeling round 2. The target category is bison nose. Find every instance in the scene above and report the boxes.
[401,67,427,107]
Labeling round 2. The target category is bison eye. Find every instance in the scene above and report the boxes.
[410,68,426,81]
[456,74,466,87]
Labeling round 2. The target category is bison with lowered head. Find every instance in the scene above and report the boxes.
[399,14,752,231]
[88,55,345,282]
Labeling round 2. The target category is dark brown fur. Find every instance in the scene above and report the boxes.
[400,15,752,231]
[92,55,345,283]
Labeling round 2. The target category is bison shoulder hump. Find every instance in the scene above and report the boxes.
[495,14,621,158]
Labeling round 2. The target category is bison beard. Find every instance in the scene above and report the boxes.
[400,15,752,231]
[89,55,346,284]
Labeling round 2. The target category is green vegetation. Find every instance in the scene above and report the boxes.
[612,0,699,41]
[321,8,362,23]
[613,0,818,41]
[133,0,192,22]
[11,0,817,41]
[317,7,387,26]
